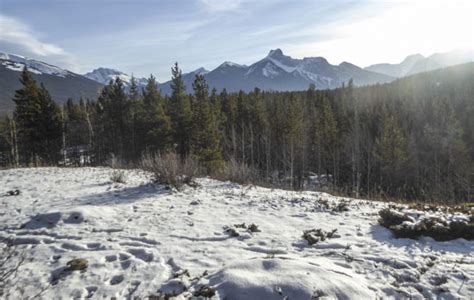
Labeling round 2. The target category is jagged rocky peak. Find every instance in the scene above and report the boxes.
[267,48,284,58]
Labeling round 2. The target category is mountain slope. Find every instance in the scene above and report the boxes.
[158,49,394,94]
[364,54,424,78]
[84,68,148,88]
[0,53,103,115]
[365,49,474,77]
[158,67,210,95]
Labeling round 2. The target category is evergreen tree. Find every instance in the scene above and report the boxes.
[318,96,339,186]
[95,77,130,161]
[375,110,407,194]
[12,67,61,165]
[192,74,223,172]
[142,75,172,153]
[169,63,193,158]
[12,66,40,164]
[129,75,140,102]
[220,89,238,159]
[36,83,62,164]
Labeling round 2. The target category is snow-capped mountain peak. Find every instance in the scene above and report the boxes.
[189,67,209,75]
[83,68,147,87]
[219,61,246,68]
[0,52,70,77]
[84,68,128,84]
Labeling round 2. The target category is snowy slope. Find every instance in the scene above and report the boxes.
[0,168,473,299]
[84,68,148,88]
[0,52,70,77]
[0,53,103,113]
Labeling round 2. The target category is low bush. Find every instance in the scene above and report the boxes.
[107,154,127,183]
[141,152,202,190]
[303,228,338,245]
[378,208,474,241]
[213,158,259,184]
[378,208,412,227]
[110,169,127,183]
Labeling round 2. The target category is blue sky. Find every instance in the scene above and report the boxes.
[1,0,473,81]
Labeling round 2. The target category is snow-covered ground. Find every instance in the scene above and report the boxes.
[0,168,472,299]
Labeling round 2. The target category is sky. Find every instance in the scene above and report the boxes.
[0,0,473,81]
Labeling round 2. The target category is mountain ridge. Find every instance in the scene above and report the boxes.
[1,48,472,114]
[0,52,103,114]
[364,49,474,77]
[158,48,394,94]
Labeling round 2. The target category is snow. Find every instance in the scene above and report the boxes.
[0,52,69,77]
[83,68,148,87]
[84,68,132,85]
[1,167,473,299]
[219,61,246,68]
[262,62,280,78]
[266,57,296,73]
[190,67,210,75]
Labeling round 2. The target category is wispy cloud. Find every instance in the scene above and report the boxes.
[0,14,77,71]
[198,0,245,12]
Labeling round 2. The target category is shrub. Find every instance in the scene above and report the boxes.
[110,169,127,183]
[107,153,127,183]
[378,208,474,241]
[303,228,337,245]
[0,239,25,297]
[378,208,411,227]
[141,152,202,190]
[213,158,258,184]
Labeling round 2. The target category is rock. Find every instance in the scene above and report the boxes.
[66,258,88,271]
[226,228,239,237]
[194,285,216,298]
[6,189,20,196]
[248,223,260,232]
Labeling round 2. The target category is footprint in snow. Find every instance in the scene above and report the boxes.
[110,274,125,285]
[86,286,98,298]
[105,254,117,262]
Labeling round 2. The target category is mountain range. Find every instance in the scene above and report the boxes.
[365,49,474,77]
[0,53,102,114]
[0,48,472,114]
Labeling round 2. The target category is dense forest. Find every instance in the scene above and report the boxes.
[0,63,473,203]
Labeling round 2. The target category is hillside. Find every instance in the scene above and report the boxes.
[0,54,102,115]
[0,168,472,298]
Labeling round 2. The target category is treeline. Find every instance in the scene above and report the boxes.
[0,63,473,203]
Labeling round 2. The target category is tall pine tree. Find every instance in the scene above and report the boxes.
[192,74,223,172]
[169,63,193,158]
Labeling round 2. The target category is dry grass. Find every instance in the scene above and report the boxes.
[141,152,201,190]
[107,154,127,183]
[110,169,127,183]
[0,239,26,297]
[213,158,259,184]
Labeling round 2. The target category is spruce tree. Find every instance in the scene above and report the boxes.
[192,74,223,172]
[169,63,193,158]
[142,75,171,153]
[220,88,238,159]
[13,66,39,164]
[12,67,61,165]
[36,83,62,164]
